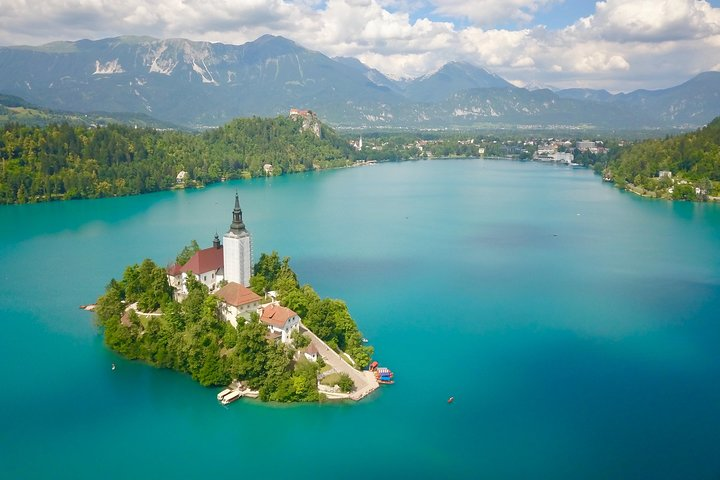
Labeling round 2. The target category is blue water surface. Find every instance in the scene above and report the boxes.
[1,158,719,479]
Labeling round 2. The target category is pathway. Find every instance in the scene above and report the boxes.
[300,323,378,401]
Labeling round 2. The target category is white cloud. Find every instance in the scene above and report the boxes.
[430,0,560,26]
[573,52,630,73]
[575,0,720,42]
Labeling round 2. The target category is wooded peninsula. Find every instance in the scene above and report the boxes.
[603,117,720,201]
[0,115,354,204]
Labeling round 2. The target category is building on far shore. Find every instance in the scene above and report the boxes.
[576,140,596,151]
[176,170,188,184]
[533,150,575,164]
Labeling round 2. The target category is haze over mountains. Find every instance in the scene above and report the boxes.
[1,34,718,130]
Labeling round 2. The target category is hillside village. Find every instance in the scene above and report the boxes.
[353,133,609,165]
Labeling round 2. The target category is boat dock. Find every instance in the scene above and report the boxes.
[216,384,260,405]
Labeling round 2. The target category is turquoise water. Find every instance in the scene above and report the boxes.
[2,159,720,479]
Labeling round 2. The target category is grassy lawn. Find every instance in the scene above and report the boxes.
[321,373,342,386]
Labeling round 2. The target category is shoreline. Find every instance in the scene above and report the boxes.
[10,156,716,207]
[619,182,720,202]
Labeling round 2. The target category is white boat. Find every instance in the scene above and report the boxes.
[217,388,233,401]
[221,391,241,405]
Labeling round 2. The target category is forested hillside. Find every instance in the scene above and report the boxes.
[0,116,353,204]
[0,93,178,129]
[606,117,720,200]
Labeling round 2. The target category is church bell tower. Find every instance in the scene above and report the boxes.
[223,193,252,286]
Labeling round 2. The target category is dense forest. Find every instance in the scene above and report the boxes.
[606,116,720,200]
[96,251,372,402]
[0,116,354,204]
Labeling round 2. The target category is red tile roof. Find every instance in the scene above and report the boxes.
[166,263,182,276]
[180,246,224,275]
[260,304,298,328]
[215,282,261,307]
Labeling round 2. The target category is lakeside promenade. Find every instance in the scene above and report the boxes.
[300,323,379,401]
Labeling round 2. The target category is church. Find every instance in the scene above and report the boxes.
[167,193,253,294]
[166,194,301,344]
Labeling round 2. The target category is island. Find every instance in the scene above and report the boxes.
[95,194,380,403]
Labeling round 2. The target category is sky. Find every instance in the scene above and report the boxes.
[1,0,720,92]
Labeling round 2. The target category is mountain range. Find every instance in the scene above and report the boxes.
[1,34,719,130]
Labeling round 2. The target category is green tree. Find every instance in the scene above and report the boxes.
[176,240,200,265]
[337,373,354,393]
[291,329,310,348]
[234,315,271,387]
[672,183,697,201]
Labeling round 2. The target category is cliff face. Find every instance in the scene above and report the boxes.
[290,109,321,138]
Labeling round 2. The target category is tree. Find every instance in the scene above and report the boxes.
[291,329,310,348]
[672,183,696,201]
[176,240,200,265]
[253,251,282,285]
[235,315,271,386]
[337,373,354,393]
[290,359,320,401]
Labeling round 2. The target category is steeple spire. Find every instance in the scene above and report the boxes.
[223,191,252,287]
[229,192,246,233]
[213,232,221,249]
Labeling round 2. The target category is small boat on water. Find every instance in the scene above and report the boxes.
[221,390,241,405]
[217,388,233,401]
[448,396,454,404]
[362,338,369,343]
[369,361,395,384]
[111,363,116,371]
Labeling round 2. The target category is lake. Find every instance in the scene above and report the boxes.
[1,158,719,479]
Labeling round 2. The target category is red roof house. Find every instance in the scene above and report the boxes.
[214,282,262,327]
[259,304,300,343]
